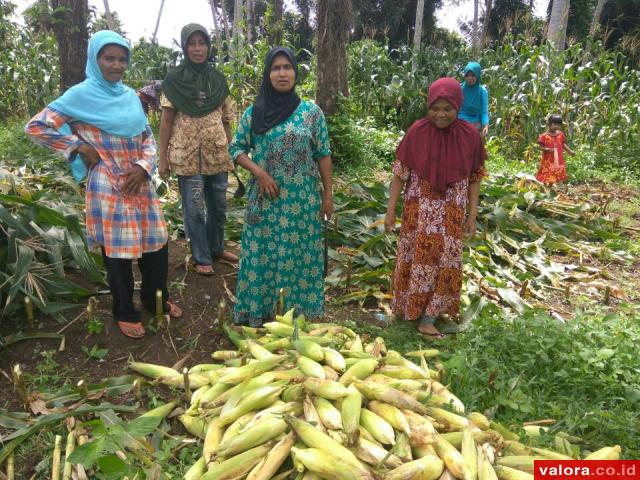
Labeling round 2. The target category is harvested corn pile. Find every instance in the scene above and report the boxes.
[126,309,623,480]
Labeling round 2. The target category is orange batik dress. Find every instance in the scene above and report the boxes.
[391,159,485,321]
[536,131,567,184]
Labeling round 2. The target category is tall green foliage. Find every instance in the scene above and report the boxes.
[0,2,58,118]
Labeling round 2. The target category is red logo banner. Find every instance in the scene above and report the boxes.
[534,460,640,480]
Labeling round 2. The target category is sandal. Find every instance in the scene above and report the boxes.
[117,321,146,339]
[217,251,239,263]
[418,316,445,338]
[167,301,183,318]
[194,264,214,276]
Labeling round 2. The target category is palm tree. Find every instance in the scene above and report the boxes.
[412,0,425,73]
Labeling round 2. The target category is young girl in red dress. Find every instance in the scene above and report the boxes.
[536,115,575,185]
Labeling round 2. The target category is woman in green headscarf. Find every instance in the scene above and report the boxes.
[159,23,238,276]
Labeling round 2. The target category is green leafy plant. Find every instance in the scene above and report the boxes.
[81,344,109,361]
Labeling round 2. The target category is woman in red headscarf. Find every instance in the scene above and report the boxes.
[384,78,487,338]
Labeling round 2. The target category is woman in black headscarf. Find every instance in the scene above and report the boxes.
[229,47,334,327]
[159,23,238,276]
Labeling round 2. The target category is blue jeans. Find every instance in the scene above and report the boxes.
[178,172,228,266]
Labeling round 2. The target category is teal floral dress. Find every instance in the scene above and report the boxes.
[229,101,331,326]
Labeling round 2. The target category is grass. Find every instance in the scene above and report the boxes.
[351,306,640,458]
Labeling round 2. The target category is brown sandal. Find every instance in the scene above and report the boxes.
[117,321,146,339]
[194,264,214,276]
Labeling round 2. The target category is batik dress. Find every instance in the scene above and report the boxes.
[229,101,331,326]
[391,159,485,321]
[536,131,567,184]
[25,108,168,259]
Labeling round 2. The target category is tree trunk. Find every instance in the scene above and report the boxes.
[547,0,570,50]
[269,0,284,45]
[50,0,88,92]
[412,0,425,73]
[233,0,243,55]
[151,0,165,44]
[246,0,255,44]
[316,0,352,116]
[209,0,224,56]
[589,0,606,35]
[480,0,492,47]
[220,0,232,42]
[102,0,114,30]
[472,0,479,51]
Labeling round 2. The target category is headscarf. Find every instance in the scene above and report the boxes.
[49,30,147,138]
[162,23,229,117]
[460,61,483,119]
[251,47,301,135]
[396,77,486,194]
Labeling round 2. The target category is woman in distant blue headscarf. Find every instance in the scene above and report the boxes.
[458,61,489,137]
[26,30,182,339]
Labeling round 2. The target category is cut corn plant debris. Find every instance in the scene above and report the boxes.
[325,174,636,320]
[0,313,627,477]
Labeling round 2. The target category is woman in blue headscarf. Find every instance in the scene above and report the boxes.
[26,30,182,339]
[458,61,489,137]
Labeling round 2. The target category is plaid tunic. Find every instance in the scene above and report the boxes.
[26,107,168,259]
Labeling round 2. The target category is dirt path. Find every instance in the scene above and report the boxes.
[0,239,236,409]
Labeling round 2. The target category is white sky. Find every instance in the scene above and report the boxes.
[13,0,550,48]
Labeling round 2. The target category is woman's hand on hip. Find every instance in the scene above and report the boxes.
[77,143,101,168]
[255,168,279,199]
[121,165,148,195]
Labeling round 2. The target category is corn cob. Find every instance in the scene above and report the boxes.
[360,408,396,445]
[297,356,326,379]
[522,425,548,437]
[350,335,364,352]
[293,339,325,362]
[342,384,363,445]
[429,382,465,413]
[426,407,469,431]
[203,418,223,464]
[440,430,503,450]
[189,364,225,373]
[313,397,343,430]
[489,421,520,441]
[404,409,437,447]
[242,400,301,432]
[494,465,534,480]
[216,415,288,457]
[275,307,295,325]
[405,349,441,359]
[247,432,296,480]
[304,378,348,399]
[413,444,438,459]
[503,441,534,455]
[477,446,498,480]
[327,429,349,444]
[212,350,241,360]
[339,359,379,386]
[353,437,404,468]
[384,454,445,480]
[324,365,340,381]
[354,380,428,414]
[139,400,177,421]
[262,337,291,351]
[461,428,478,480]
[323,347,346,372]
[283,415,366,471]
[496,456,547,474]
[433,435,473,480]
[290,447,374,480]
[304,395,326,432]
[129,361,180,379]
[467,412,490,430]
[366,374,424,392]
[385,351,430,379]
[378,365,427,380]
[283,383,305,402]
[178,414,207,439]
[244,340,275,360]
[216,356,284,385]
[584,445,621,460]
[368,400,410,434]
[391,432,413,462]
[218,384,284,426]
[263,322,295,337]
[184,456,206,480]
[201,443,274,480]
